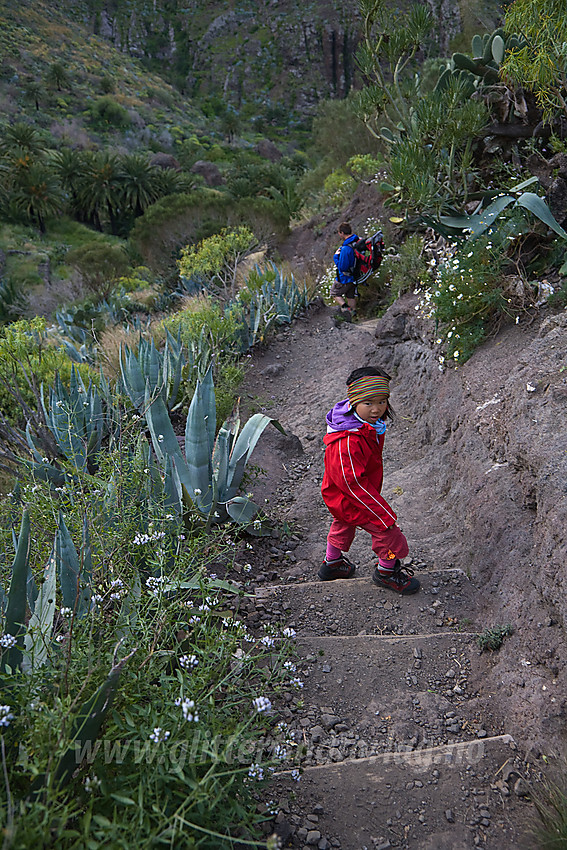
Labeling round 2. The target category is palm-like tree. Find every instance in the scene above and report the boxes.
[117,153,162,218]
[75,151,121,232]
[46,62,69,92]
[11,163,64,233]
[49,148,88,219]
[0,123,46,158]
[23,79,43,111]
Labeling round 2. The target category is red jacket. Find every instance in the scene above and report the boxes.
[321,422,397,528]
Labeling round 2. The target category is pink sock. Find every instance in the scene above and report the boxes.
[326,543,342,561]
[378,557,396,572]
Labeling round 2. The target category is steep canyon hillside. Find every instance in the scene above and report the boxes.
[85,0,492,110]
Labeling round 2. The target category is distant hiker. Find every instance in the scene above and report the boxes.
[319,367,420,595]
[331,222,360,319]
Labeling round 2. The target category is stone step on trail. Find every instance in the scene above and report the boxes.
[271,734,535,849]
[256,569,477,637]
[278,633,494,767]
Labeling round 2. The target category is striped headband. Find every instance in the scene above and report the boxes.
[347,376,390,407]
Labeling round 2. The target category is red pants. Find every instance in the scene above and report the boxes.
[326,518,409,562]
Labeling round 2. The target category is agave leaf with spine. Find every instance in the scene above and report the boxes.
[45,647,138,790]
[56,512,92,618]
[23,543,57,672]
[1,509,30,673]
[438,190,567,240]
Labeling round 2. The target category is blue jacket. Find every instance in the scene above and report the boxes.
[334,234,359,285]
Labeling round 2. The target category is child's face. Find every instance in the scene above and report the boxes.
[354,394,388,424]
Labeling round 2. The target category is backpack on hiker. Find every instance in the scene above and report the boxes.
[350,230,385,285]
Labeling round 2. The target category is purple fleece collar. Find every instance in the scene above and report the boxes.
[326,399,387,435]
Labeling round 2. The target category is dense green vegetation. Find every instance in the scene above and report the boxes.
[2,0,567,845]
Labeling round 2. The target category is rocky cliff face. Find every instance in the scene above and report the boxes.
[372,296,567,756]
[92,0,464,111]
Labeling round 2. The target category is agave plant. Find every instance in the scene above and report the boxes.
[119,329,186,413]
[435,178,567,240]
[142,365,283,531]
[0,510,93,675]
[25,366,121,481]
[248,263,309,326]
[54,312,95,364]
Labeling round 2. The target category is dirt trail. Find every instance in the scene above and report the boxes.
[238,303,541,849]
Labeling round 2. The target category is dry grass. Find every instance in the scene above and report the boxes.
[96,323,145,381]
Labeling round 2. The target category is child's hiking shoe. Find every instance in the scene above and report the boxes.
[372,560,420,595]
[333,306,353,326]
[318,555,356,581]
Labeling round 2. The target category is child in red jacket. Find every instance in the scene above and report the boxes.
[319,366,420,594]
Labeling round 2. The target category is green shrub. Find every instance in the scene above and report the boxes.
[100,74,115,94]
[477,624,514,651]
[426,237,506,363]
[88,96,130,129]
[0,317,94,425]
[346,154,384,181]
[0,276,28,323]
[311,95,377,169]
[388,234,429,298]
[177,226,255,299]
[322,168,357,209]
[162,297,242,353]
[66,242,131,301]
[548,280,567,309]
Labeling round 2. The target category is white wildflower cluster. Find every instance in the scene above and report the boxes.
[273,744,287,760]
[176,697,199,722]
[281,627,296,638]
[187,614,201,625]
[108,578,127,601]
[243,563,253,573]
[290,768,301,782]
[317,265,337,301]
[283,661,296,672]
[0,634,16,649]
[289,677,304,689]
[149,727,171,743]
[84,775,101,792]
[60,607,73,618]
[133,530,166,546]
[260,636,276,648]
[242,626,256,643]
[179,654,199,670]
[145,575,166,595]
[252,696,272,714]
[0,705,14,727]
[247,763,264,781]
